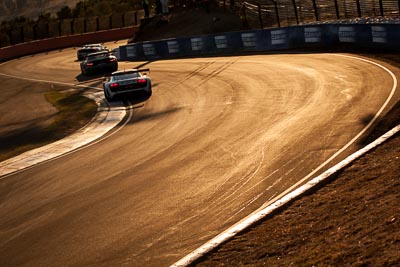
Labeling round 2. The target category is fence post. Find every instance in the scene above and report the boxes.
[8,30,13,44]
[96,17,100,31]
[334,0,340,19]
[71,20,74,35]
[33,25,37,40]
[378,0,384,16]
[46,22,50,38]
[291,0,299,24]
[356,0,361,17]
[398,0,400,16]
[257,2,263,28]
[135,12,138,25]
[58,21,62,36]
[20,26,24,43]
[273,0,280,27]
[311,0,319,21]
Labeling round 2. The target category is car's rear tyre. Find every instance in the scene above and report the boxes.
[104,89,113,102]
[80,65,85,75]
[147,84,152,97]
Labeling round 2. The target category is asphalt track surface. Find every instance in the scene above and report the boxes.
[0,43,399,266]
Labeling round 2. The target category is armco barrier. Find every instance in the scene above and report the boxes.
[0,26,138,61]
[118,24,400,61]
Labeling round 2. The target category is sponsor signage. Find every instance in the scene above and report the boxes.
[371,26,387,43]
[126,45,136,57]
[241,33,257,47]
[304,27,322,43]
[191,38,204,51]
[338,26,356,42]
[143,43,156,56]
[215,35,228,49]
[117,24,400,62]
[271,29,287,45]
[167,40,180,53]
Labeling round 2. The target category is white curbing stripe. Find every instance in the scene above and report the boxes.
[171,124,400,267]
[0,91,126,178]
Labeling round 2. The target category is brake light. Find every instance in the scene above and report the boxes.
[86,62,94,66]
[138,79,146,84]
[110,82,119,88]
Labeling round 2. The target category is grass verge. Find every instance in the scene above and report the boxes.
[0,90,97,162]
[44,90,97,138]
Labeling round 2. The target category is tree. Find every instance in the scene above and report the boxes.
[72,1,85,18]
[57,6,72,20]
[37,12,51,22]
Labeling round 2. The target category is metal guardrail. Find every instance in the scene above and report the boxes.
[221,0,400,29]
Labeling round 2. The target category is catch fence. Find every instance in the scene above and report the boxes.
[2,1,400,47]
[223,0,400,29]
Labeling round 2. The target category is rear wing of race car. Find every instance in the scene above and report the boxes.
[127,68,150,76]
[119,68,150,73]
[104,68,150,79]
[135,68,150,74]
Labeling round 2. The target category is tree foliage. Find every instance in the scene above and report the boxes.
[70,0,139,18]
[0,0,142,47]
[4,0,140,24]
[57,6,73,20]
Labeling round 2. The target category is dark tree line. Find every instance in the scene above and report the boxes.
[57,0,141,20]
[0,0,142,47]
[2,0,141,27]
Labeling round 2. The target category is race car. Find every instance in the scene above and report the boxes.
[103,68,152,101]
[77,44,109,61]
[80,51,118,75]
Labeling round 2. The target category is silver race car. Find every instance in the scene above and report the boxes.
[77,44,109,61]
[103,68,152,101]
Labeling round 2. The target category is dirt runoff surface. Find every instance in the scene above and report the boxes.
[194,136,400,266]
[193,65,400,266]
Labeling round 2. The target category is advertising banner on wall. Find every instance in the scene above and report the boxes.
[371,26,387,43]
[338,26,356,43]
[214,35,228,49]
[167,40,180,54]
[304,27,322,43]
[118,24,400,61]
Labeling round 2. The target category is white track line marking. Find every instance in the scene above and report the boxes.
[171,54,399,267]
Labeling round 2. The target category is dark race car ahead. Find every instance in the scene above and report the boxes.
[77,44,109,61]
[103,69,152,101]
[80,51,118,76]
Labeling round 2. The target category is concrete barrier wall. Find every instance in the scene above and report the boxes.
[2,24,397,63]
[0,26,138,61]
[118,24,400,61]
